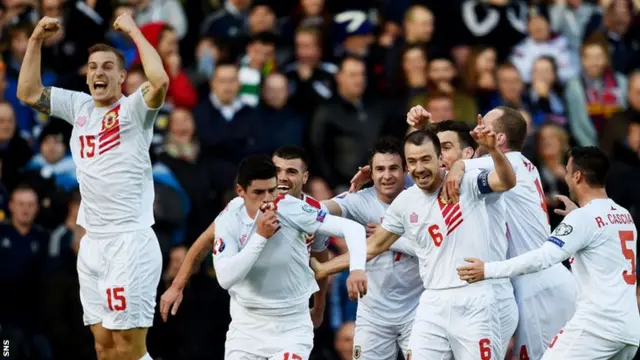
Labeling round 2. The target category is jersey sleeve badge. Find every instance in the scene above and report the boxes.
[213,238,226,255]
[553,223,573,236]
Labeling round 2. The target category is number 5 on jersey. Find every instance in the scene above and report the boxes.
[619,230,636,285]
[79,135,96,158]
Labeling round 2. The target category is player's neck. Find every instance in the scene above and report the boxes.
[93,96,120,109]
[244,206,259,220]
[577,187,608,207]
[375,191,395,205]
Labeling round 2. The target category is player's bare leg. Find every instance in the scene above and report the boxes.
[112,328,149,360]
[90,323,117,360]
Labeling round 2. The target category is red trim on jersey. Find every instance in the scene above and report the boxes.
[98,104,121,155]
[303,194,322,209]
[437,195,464,235]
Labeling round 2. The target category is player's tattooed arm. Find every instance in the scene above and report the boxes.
[30,87,52,115]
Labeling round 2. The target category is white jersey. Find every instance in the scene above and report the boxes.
[464,157,514,299]
[333,187,422,325]
[466,152,550,258]
[226,194,330,253]
[50,87,158,233]
[487,198,640,345]
[383,169,494,290]
[213,195,327,314]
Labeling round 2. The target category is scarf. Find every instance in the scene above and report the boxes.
[583,69,624,134]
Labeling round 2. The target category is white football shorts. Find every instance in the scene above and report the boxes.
[77,227,162,330]
[512,265,577,360]
[352,314,413,360]
[542,320,639,360]
[224,299,313,360]
[406,285,502,360]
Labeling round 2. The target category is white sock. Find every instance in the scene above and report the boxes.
[140,353,152,360]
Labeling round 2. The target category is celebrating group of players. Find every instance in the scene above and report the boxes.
[16,13,640,360]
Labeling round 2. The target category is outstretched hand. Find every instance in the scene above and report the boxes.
[554,195,578,216]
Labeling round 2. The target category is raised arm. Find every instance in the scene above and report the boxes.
[17,17,59,114]
[313,225,401,278]
[113,14,169,108]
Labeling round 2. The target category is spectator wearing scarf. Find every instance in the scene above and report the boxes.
[564,33,627,146]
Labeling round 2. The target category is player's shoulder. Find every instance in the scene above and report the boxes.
[465,155,494,170]
[215,198,245,224]
[301,193,323,209]
[392,185,418,204]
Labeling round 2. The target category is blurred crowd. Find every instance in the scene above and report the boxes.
[0,0,639,359]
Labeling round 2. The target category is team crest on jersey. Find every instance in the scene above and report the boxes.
[553,223,573,236]
[410,212,418,224]
[406,349,412,360]
[302,204,316,213]
[98,104,122,155]
[353,345,361,359]
[213,238,226,255]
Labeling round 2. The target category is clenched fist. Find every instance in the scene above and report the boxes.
[113,13,139,35]
[256,210,280,238]
[32,17,61,41]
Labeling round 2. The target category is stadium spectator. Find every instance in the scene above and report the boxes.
[535,123,572,228]
[0,102,32,192]
[0,185,50,359]
[424,91,455,124]
[135,0,188,39]
[602,70,640,158]
[260,72,305,150]
[284,25,337,121]
[135,22,199,109]
[526,56,569,129]
[564,33,628,146]
[510,4,579,84]
[463,45,498,114]
[238,31,278,106]
[549,0,601,52]
[425,52,478,123]
[310,56,396,188]
[584,0,640,74]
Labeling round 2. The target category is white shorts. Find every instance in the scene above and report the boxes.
[406,285,501,360]
[77,228,162,330]
[353,314,413,360]
[497,294,518,355]
[512,265,576,360]
[225,299,313,360]
[542,320,639,360]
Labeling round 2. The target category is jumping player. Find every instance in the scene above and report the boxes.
[17,14,168,360]
[458,146,640,359]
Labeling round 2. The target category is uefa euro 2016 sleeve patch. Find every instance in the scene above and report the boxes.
[213,238,226,255]
[316,210,327,222]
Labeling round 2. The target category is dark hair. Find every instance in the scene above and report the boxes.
[248,31,278,47]
[237,155,277,189]
[88,43,126,70]
[433,120,478,151]
[369,136,405,167]
[11,184,37,199]
[128,63,145,75]
[272,145,310,170]
[338,55,365,72]
[404,129,441,156]
[492,106,528,151]
[567,146,609,187]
